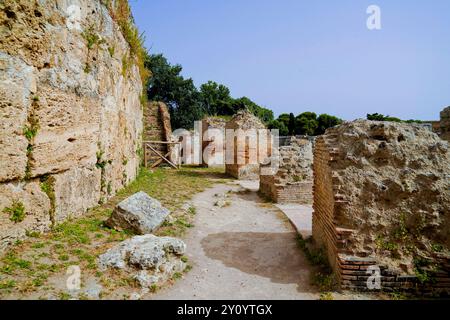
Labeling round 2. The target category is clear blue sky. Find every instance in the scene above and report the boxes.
[130,0,450,120]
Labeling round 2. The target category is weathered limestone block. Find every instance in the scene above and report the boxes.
[53,167,102,223]
[106,192,170,234]
[98,234,186,288]
[0,0,145,249]
[313,120,450,292]
[0,53,36,182]
[30,90,100,176]
[0,181,52,251]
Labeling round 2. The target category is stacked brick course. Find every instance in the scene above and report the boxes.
[225,111,266,180]
[260,137,313,204]
[201,117,227,167]
[312,120,450,294]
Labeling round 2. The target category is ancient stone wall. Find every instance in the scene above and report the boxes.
[440,107,450,142]
[260,137,313,204]
[225,111,266,180]
[312,120,450,293]
[201,117,226,167]
[0,0,143,250]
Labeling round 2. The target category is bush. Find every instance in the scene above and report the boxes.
[3,201,26,223]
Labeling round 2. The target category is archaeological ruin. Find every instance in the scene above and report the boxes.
[312,120,450,293]
[225,110,267,180]
[200,116,227,167]
[440,106,450,142]
[260,137,313,204]
[0,0,145,250]
[143,101,176,167]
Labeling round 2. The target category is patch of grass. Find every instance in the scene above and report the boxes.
[319,292,334,300]
[431,244,443,253]
[3,200,26,223]
[0,279,16,290]
[375,235,399,252]
[296,235,328,266]
[296,235,337,292]
[1,252,31,273]
[390,291,407,300]
[82,25,101,50]
[108,46,115,57]
[40,175,56,226]
[0,166,225,299]
[172,272,182,280]
[84,63,92,74]
[23,125,38,141]
[149,284,159,293]
[58,291,71,300]
[413,257,436,284]
[312,272,336,292]
[121,55,130,78]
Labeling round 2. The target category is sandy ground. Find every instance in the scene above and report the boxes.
[150,181,320,300]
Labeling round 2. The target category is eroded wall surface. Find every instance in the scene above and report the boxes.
[0,0,143,250]
[260,137,313,204]
[225,110,266,180]
[313,120,450,293]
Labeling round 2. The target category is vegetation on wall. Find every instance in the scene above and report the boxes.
[101,0,150,86]
[3,201,26,223]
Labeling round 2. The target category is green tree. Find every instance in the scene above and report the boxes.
[367,113,401,122]
[288,113,296,135]
[145,54,205,129]
[315,114,343,135]
[277,113,290,127]
[199,81,234,116]
[268,120,289,136]
[231,97,274,124]
[296,112,318,136]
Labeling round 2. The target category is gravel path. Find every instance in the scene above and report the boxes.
[151,181,320,300]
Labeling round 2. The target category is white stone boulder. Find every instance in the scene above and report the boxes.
[106,191,170,234]
[98,234,186,288]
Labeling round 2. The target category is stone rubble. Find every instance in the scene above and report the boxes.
[98,234,187,288]
[106,191,170,234]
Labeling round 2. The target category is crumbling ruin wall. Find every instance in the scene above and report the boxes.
[143,102,173,165]
[313,120,450,293]
[225,111,266,180]
[441,107,450,142]
[201,117,226,167]
[260,137,313,204]
[0,0,143,250]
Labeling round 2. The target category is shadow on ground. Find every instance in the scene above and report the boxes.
[201,231,318,293]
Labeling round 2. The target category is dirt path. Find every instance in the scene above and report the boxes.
[151,181,320,300]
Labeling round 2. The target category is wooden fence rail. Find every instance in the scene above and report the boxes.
[143,141,181,169]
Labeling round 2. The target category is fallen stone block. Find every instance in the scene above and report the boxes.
[106,191,170,234]
[98,234,186,288]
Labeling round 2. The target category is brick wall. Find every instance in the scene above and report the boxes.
[225,111,266,180]
[201,117,226,167]
[260,138,313,204]
[312,125,450,294]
